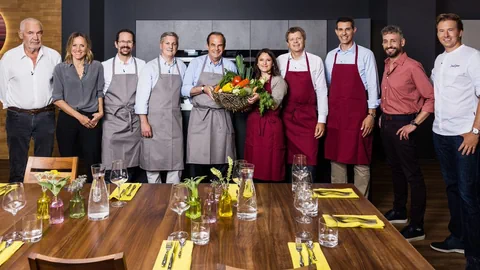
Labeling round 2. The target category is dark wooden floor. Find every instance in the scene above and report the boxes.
[0,159,465,269]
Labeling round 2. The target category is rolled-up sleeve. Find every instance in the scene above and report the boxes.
[181,59,199,97]
[364,51,380,109]
[467,50,480,97]
[96,64,105,98]
[135,63,154,114]
[314,59,328,123]
[52,65,64,102]
[411,62,434,113]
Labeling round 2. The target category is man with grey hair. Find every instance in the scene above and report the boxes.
[379,25,434,242]
[135,32,186,183]
[0,18,61,182]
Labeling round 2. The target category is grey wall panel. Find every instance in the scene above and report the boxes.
[327,19,371,53]
[288,20,327,59]
[212,21,250,50]
[463,20,480,50]
[251,20,288,49]
[174,21,212,50]
[136,20,175,62]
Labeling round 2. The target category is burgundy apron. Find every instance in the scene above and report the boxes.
[324,45,372,164]
[244,76,285,181]
[282,54,318,166]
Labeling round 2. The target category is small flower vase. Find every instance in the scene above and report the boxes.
[185,194,202,220]
[69,190,86,219]
[218,185,233,218]
[36,189,51,220]
[49,195,64,224]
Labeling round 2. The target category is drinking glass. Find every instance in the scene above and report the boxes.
[169,184,190,236]
[294,182,315,224]
[292,171,312,193]
[22,214,42,242]
[2,182,27,241]
[292,154,308,192]
[191,216,210,245]
[232,159,247,207]
[110,159,128,208]
[319,216,339,248]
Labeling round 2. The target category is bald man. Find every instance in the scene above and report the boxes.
[0,18,61,182]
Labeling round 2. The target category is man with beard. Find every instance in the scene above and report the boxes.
[102,29,145,181]
[430,14,480,268]
[182,32,237,178]
[379,25,434,242]
[324,17,379,197]
[0,18,61,182]
[136,32,186,184]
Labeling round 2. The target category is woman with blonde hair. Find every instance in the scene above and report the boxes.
[52,32,104,181]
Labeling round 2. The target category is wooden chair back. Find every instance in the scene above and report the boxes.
[28,252,127,270]
[23,157,79,183]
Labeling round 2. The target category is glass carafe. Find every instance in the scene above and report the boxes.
[237,163,257,221]
[88,164,109,221]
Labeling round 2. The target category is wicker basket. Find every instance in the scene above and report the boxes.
[212,92,251,112]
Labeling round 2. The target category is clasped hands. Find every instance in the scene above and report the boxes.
[78,112,103,129]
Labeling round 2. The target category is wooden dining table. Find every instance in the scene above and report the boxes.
[0,183,433,269]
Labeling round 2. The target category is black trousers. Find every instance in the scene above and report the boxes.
[6,109,55,182]
[380,114,426,227]
[56,110,102,182]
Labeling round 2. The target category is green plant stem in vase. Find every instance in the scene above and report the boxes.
[184,176,206,220]
[36,187,51,220]
[69,190,86,218]
[218,184,233,218]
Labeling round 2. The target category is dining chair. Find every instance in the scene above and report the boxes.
[28,252,127,270]
[23,156,79,183]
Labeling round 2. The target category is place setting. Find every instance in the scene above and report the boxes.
[106,160,142,205]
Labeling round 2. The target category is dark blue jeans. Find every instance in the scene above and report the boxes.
[433,132,480,258]
[6,109,55,182]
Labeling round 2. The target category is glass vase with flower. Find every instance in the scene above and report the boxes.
[37,171,70,224]
[184,176,206,220]
[211,156,234,218]
[67,175,87,218]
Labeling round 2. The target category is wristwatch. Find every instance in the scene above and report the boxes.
[201,85,205,94]
[410,120,419,127]
[472,127,479,135]
[368,112,376,118]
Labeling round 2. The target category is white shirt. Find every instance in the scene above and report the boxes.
[135,55,187,114]
[102,54,146,94]
[431,44,480,136]
[277,51,329,123]
[324,43,380,109]
[0,44,61,109]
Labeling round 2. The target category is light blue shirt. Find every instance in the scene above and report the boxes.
[181,55,237,97]
[324,43,380,109]
[135,55,187,114]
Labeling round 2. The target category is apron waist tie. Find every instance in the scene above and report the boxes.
[106,104,136,132]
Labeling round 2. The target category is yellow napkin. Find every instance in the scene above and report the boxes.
[0,241,24,266]
[287,242,331,270]
[109,183,142,201]
[0,184,9,196]
[313,188,359,199]
[323,214,385,229]
[152,240,193,270]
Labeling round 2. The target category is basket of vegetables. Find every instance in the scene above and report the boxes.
[213,55,265,113]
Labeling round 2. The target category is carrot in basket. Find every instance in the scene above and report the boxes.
[236,78,250,88]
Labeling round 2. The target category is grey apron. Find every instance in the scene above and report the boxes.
[102,57,141,170]
[140,57,184,171]
[186,57,236,164]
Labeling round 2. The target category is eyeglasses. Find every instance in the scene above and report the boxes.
[118,40,133,45]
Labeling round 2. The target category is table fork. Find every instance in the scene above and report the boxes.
[334,216,377,224]
[306,240,317,261]
[118,184,132,199]
[295,238,304,267]
[314,190,352,196]
[0,239,14,255]
[161,237,173,267]
[127,185,138,197]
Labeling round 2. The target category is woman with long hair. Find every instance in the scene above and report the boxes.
[244,49,288,181]
[52,32,104,181]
